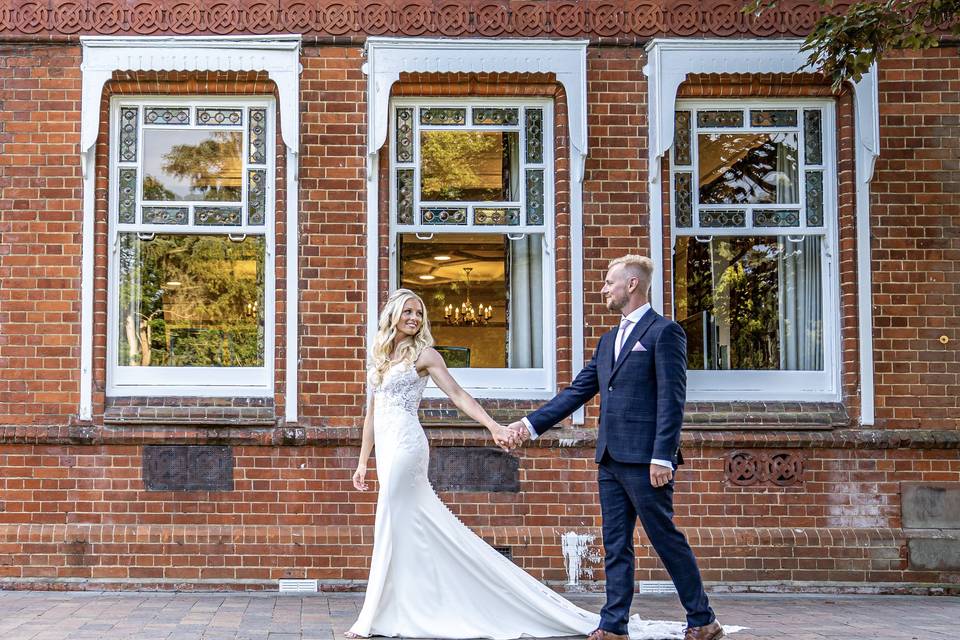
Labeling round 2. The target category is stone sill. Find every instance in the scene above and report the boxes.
[102,407,276,427]
[2,424,959,450]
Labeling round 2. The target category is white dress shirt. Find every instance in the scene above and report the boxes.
[522,303,673,469]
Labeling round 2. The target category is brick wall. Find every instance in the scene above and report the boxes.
[1,42,959,592]
[870,48,960,429]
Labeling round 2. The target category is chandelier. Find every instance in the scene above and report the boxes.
[444,267,493,326]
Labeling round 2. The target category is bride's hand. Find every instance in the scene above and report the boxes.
[489,424,516,451]
[353,465,369,491]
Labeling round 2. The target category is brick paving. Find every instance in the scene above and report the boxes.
[0,591,956,640]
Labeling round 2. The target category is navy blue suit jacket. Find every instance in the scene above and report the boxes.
[527,309,687,465]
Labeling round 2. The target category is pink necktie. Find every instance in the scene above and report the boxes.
[616,317,632,360]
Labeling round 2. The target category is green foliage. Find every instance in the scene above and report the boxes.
[142,175,176,201]
[745,0,960,89]
[420,131,508,201]
[161,131,243,201]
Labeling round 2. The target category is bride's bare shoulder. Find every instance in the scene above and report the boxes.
[414,347,443,373]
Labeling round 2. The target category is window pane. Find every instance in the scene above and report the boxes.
[117,234,265,367]
[398,232,542,369]
[673,235,822,371]
[142,130,243,202]
[698,133,799,205]
[420,131,520,202]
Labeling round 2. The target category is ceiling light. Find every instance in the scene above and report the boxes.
[433,255,451,261]
[418,274,436,281]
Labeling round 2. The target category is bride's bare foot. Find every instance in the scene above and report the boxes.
[344,632,367,638]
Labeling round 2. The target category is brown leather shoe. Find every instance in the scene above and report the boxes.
[587,628,628,640]
[683,620,724,640]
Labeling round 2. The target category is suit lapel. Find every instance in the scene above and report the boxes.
[610,309,657,380]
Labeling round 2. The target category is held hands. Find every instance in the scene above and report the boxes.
[352,464,369,491]
[489,422,529,451]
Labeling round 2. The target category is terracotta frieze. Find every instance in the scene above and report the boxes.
[0,1,852,41]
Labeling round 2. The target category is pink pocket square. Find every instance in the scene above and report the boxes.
[631,342,646,352]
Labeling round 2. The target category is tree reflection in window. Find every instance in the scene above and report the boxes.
[420,131,519,202]
[142,130,243,202]
[698,133,798,205]
[117,234,264,367]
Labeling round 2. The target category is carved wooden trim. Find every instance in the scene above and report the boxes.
[0,1,854,40]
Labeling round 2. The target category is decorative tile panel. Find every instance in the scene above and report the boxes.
[118,167,137,223]
[143,445,234,492]
[674,111,691,165]
[753,209,800,227]
[697,110,744,128]
[475,208,520,225]
[805,171,824,227]
[197,108,242,126]
[247,169,266,226]
[750,109,798,127]
[472,107,519,126]
[699,209,745,227]
[144,106,190,125]
[396,169,414,224]
[195,206,242,226]
[396,107,414,163]
[248,108,267,165]
[421,207,467,225]
[142,206,188,225]
[525,108,543,164]
[725,450,804,487]
[119,107,138,162]
[674,172,692,227]
[525,169,545,225]
[420,108,466,126]
[804,109,823,164]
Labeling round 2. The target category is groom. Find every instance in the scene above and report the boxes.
[508,255,723,640]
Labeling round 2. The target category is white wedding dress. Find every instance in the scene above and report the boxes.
[347,360,693,640]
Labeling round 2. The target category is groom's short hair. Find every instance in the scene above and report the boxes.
[609,255,653,294]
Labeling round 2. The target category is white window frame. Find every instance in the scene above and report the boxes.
[388,96,557,399]
[670,99,841,402]
[106,95,277,397]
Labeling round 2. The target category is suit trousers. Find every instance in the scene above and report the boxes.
[597,454,714,631]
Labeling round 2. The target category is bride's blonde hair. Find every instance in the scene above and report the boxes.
[369,288,434,385]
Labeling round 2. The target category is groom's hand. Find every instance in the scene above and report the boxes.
[507,421,531,448]
[650,463,673,488]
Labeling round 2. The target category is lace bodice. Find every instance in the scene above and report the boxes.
[371,360,428,417]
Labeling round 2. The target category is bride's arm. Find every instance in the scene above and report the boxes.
[418,348,516,450]
[353,393,375,491]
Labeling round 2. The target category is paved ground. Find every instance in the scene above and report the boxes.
[0,591,957,640]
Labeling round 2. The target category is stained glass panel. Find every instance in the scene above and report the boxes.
[674,111,692,166]
[475,208,520,225]
[118,167,137,223]
[750,110,798,127]
[699,209,746,228]
[119,107,139,163]
[804,110,823,165]
[144,107,190,125]
[143,206,188,225]
[422,208,467,225]
[248,108,267,165]
[675,173,692,227]
[525,108,543,164]
[397,169,414,225]
[197,108,243,126]
[196,206,242,226]
[697,110,744,128]
[753,209,800,227]
[396,108,414,163]
[525,170,544,225]
[420,108,466,126]
[473,108,519,126]
[248,169,266,225]
[805,171,824,226]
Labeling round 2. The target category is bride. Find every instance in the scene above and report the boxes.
[346,289,690,640]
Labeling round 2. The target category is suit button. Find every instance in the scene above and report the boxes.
[608,386,613,392]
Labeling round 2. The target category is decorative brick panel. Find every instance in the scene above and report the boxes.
[724,450,805,487]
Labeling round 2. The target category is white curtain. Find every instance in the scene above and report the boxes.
[775,134,799,204]
[778,236,823,370]
[508,235,543,368]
